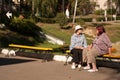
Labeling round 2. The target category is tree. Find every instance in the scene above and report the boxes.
[31,0,58,18]
[68,0,94,16]
[115,0,120,15]
[107,0,120,15]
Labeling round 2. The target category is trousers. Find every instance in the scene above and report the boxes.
[71,48,83,64]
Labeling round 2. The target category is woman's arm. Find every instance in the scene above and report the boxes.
[83,35,87,48]
[87,44,93,51]
[108,48,112,55]
[102,33,112,55]
[70,35,76,50]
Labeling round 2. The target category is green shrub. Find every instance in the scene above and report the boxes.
[60,25,71,29]
[9,18,41,36]
[56,13,68,27]
[52,44,69,53]
[81,18,93,22]
[59,44,69,53]
[94,10,104,15]
[116,16,120,20]
[107,9,116,15]
[36,17,56,23]
[96,17,105,21]
[7,18,46,43]
[0,12,10,25]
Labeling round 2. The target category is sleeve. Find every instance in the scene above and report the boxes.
[69,35,76,50]
[102,34,112,48]
[83,35,87,48]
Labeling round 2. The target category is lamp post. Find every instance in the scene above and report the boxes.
[72,0,78,27]
[62,0,64,13]
[110,0,112,21]
[9,0,12,12]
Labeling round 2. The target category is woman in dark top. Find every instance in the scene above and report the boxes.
[83,26,112,72]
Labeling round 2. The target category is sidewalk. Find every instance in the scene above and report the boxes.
[0,54,120,80]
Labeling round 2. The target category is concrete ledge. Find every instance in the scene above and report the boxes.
[16,52,72,62]
[53,55,72,62]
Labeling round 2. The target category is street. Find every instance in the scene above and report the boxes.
[0,54,120,80]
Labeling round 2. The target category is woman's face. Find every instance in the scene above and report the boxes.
[96,29,99,34]
[76,29,83,34]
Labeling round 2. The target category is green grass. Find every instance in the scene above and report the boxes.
[105,22,120,43]
[36,41,60,48]
[37,22,120,46]
[1,22,119,55]
[37,23,73,44]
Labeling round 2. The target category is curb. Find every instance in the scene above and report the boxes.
[53,55,72,62]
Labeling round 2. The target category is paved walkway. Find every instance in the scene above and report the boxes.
[0,54,120,80]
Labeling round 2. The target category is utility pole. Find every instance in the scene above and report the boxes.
[32,0,35,19]
[111,0,113,21]
[72,0,78,27]
[62,0,64,13]
[1,0,5,23]
[1,0,4,12]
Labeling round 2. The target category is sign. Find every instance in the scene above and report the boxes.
[6,11,12,19]
[65,8,69,18]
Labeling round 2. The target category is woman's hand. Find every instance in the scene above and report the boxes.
[74,46,84,49]
[87,44,92,51]
[108,48,112,55]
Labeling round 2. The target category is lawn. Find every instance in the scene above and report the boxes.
[36,23,73,44]
[37,21,120,44]
[36,22,120,54]
[105,22,120,43]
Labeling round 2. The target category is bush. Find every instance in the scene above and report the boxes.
[56,13,68,27]
[94,10,104,15]
[81,18,93,22]
[107,9,116,15]
[9,18,41,36]
[53,44,69,53]
[59,44,69,53]
[0,12,11,25]
[8,18,46,43]
[35,17,56,23]
[116,16,120,20]
[96,17,105,21]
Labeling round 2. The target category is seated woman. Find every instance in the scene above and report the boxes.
[83,26,112,72]
[70,25,87,69]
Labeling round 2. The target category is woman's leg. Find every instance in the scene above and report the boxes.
[92,63,97,70]
[87,48,99,66]
[71,49,83,69]
[78,49,83,64]
[82,48,89,63]
[71,49,82,64]
[82,48,91,69]
[87,48,100,72]
[71,49,78,69]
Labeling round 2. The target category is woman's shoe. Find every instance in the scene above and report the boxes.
[83,66,90,70]
[87,69,98,72]
[71,64,76,69]
[78,64,81,68]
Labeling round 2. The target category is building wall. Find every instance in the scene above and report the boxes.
[12,0,26,4]
[12,0,20,4]
[91,0,108,10]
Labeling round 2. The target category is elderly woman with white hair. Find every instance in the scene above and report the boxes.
[70,25,87,69]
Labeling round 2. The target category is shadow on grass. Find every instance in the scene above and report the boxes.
[0,57,36,66]
[0,29,46,47]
